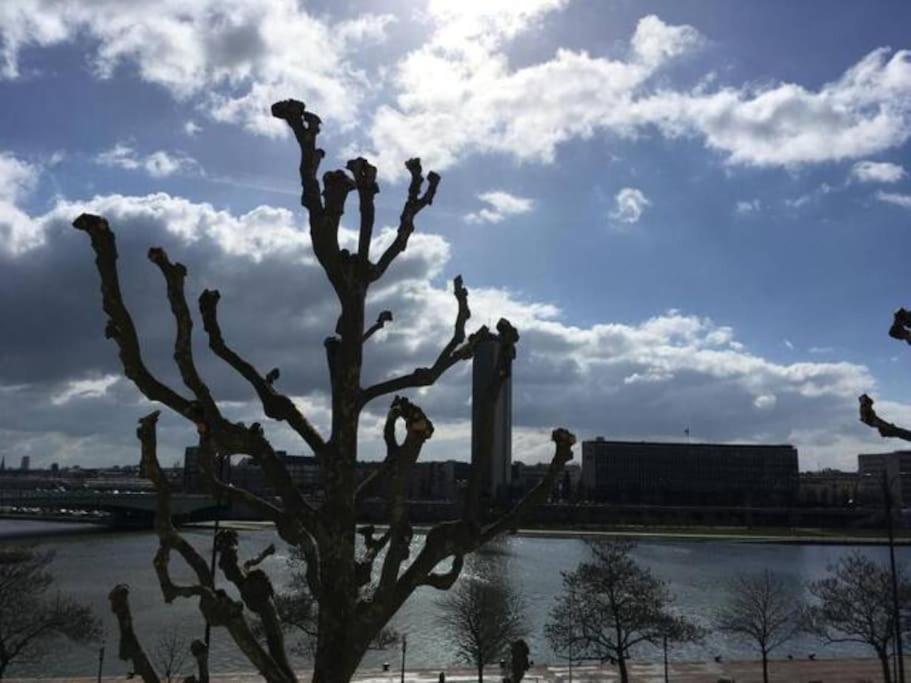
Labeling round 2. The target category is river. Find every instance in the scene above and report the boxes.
[0,519,905,678]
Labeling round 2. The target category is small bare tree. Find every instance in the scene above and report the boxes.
[716,569,801,683]
[0,546,101,680]
[153,629,190,683]
[74,97,575,683]
[437,557,527,682]
[544,540,702,683]
[803,552,910,683]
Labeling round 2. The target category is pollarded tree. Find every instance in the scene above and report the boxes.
[716,569,801,683]
[73,98,575,683]
[544,540,702,683]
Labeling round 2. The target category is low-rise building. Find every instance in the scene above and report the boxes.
[798,469,857,507]
[511,462,581,500]
[857,450,911,507]
[581,437,799,506]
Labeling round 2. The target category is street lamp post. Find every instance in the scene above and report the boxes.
[568,586,574,683]
[400,634,407,683]
[205,455,229,649]
[96,639,105,683]
[883,471,906,683]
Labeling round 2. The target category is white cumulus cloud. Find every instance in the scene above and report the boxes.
[0,151,42,254]
[368,11,911,177]
[610,187,650,225]
[0,0,395,135]
[851,160,907,183]
[51,375,120,405]
[877,191,911,209]
[96,144,196,178]
[736,199,761,214]
[464,190,534,224]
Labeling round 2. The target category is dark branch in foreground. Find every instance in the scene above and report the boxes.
[860,394,911,442]
[109,585,160,683]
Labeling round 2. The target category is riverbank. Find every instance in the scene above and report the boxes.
[6,656,905,682]
[515,524,911,545]
[189,519,911,546]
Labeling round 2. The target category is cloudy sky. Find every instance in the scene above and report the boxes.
[2,0,911,471]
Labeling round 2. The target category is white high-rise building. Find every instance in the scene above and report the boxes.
[470,332,512,501]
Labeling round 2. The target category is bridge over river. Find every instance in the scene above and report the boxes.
[0,489,233,528]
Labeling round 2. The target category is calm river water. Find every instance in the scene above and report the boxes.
[1,519,906,678]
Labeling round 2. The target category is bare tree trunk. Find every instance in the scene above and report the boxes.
[879,647,893,683]
[617,653,629,683]
[762,650,769,683]
[477,661,484,683]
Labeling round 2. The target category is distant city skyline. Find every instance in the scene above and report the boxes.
[1,1,911,470]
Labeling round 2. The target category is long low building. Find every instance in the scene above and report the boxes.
[582,437,799,506]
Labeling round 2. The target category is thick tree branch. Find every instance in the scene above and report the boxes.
[271,99,348,297]
[371,157,440,282]
[322,170,355,236]
[419,554,464,590]
[187,639,209,683]
[108,585,160,683]
[378,397,433,592]
[270,99,324,217]
[363,310,393,343]
[193,433,322,590]
[355,525,392,587]
[859,394,911,442]
[198,288,326,454]
[347,157,379,268]
[193,436,284,523]
[216,529,294,679]
[471,428,576,546]
[138,412,213,592]
[355,395,410,502]
[74,216,317,534]
[889,308,911,345]
[360,276,477,407]
[244,544,277,571]
[147,252,321,534]
[72,214,196,421]
[365,428,575,634]
[137,413,296,683]
[148,247,215,410]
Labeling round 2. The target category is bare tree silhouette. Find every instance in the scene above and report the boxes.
[0,546,101,680]
[152,629,191,683]
[803,552,910,683]
[716,569,801,683]
[437,554,527,682]
[74,98,575,683]
[544,540,702,683]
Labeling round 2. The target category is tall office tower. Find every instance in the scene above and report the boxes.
[470,327,514,502]
[20,455,30,471]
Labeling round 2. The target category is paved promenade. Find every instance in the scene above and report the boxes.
[6,657,906,682]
